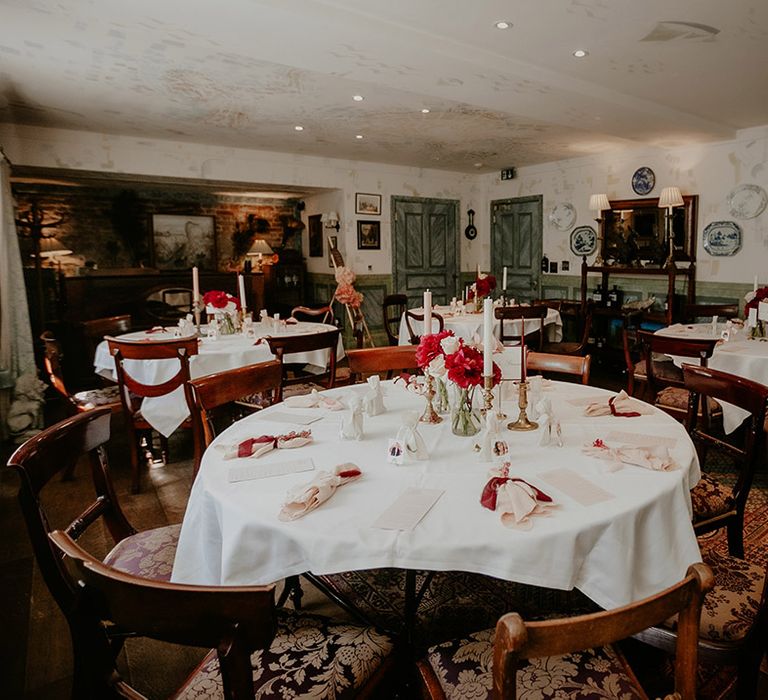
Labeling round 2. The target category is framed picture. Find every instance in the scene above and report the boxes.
[151,214,216,270]
[308,214,323,257]
[357,220,381,250]
[327,235,338,268]
[355,192,382,216]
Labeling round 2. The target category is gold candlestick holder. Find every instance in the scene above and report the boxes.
[419,371,442,424]
[507,380,538,431]
[481,374,494,416]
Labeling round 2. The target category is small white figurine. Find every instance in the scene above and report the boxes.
[394,410,428,461]
[536,397,562,447]
[363,375,386,416]
[340,395,365,440]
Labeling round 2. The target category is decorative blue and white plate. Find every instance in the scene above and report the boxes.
[549,202,577,231]
[728,184,767,220]
[702,221,742,257]
[570,225,597,256]
[631,167,655,195]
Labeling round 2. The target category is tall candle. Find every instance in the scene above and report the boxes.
[520,317,527,382]
[477,263,481,279]
[423,289,432,336]
[502,266,508,291]
[238,273,247,312]
[192,266,200,303]
[754,276,758,293]
[483,297,493,376]
[465,285,469,303]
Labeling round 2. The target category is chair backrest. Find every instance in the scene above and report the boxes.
[533,299,562,311]
[5,409,135,638]
[638,330,718,392]
[80,314,132,344]
[265,328,340,389]
[494,305,548,349]
[404,310,445,344]
[145,287,194,322]
[346,346,419,382]
[382,294,408,346]
[492,563,713,700]
[682,363,768,514]
[40,330,72,403]
[527,351,591,384]
[682,303,739,323]
[188,360,283,475]
[49,530,276,700]
[290,305,334,325]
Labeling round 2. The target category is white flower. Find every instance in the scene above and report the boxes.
[428,355,446,376]
[440,336,460,355]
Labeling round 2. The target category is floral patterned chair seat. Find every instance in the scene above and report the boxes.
[103,523,181,582]
[71,384,122,411]
[690,473,736,523]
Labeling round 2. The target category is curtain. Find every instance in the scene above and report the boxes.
[0,150,35,438]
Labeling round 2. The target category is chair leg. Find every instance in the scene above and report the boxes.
[726,518,745,558]
[276,575,304,609]
[159,435,169,464]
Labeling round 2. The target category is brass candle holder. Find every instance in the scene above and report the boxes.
[481,374,494,416]
[419,371,442,424]
[507,380,539,431]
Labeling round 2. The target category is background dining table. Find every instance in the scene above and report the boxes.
[397,305,562,346]
[655,322,767,433]
[94,322,344,436]
[172,379,701,612]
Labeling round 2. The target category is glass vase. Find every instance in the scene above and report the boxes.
[451,387,481,437]
[216,312,236,335]
[750,320,765,339]
[436,377,450,413]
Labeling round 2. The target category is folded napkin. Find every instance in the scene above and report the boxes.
[582,439,677,472]
[221,430,313,459]
[340,395,365,440]
[363,375,386,416]
[480,465,555,530]
[536,398,562,447]
[145,326,167,334]
[474,412,506,462]
[278,463,362,521]
[583,390,652,418]
[284,389,344,411]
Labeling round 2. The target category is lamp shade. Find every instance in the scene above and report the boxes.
[37,237,73,258]
[589,194,611,213]
[246,238,274,257]
[320,211,339,225]
[658,187,684,209]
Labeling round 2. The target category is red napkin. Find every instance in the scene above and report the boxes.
[481,477,552,510]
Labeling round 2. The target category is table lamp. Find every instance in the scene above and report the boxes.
[658,186,684,268]
[246,238,274,272]
[589,193,611,266]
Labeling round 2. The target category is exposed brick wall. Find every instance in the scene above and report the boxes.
[12,180,301,272]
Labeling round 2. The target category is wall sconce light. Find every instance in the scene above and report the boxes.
[321,211,340,231]
[658,186,684,268]
[245,238,275,273]
[588,193,611,266]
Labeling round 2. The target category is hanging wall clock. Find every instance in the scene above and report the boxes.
[464,209,477,239]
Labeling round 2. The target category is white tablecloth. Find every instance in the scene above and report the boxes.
[397,307,562,346]
[94,323,344,436]
[172,381,701,610]
[656,323,766,433]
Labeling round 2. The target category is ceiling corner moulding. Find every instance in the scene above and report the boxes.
[640,21,720,42]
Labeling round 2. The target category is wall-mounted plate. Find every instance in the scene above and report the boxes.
[549,202,577,231]
[570,225,597,256]
[702,220,742,257]
[631,167,656,195]
[728,184,767,220]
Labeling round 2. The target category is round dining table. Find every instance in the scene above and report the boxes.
[397,306,562,346]
[655,322,767,433]
[171,379,701,612]
[93,322,343,436]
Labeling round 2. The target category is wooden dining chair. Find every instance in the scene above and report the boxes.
[418,563,713,700]
[78,314,132,386]
[106,336,199,493]
[526,351,591,385]
[264,327,340,397]
[404,310,445,344]
[145,286,194,323]
[540,306,592,356]
[188,360,283,476]
[494,305,548,350]
[345,346,419,382]
[40,331,122,415]
[682,302,739,323]
[49,529,396,700]
[637,330,720,422]
[290,304,334,324]
[382,293,408,345]
[6,408,183,699]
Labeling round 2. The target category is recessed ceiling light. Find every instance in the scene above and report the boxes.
[494,21,512,30]
[355,134,364,139]
[294,125,304,131]
[573,49,588,58]
[353,95,364,102]
[421,108,430,114]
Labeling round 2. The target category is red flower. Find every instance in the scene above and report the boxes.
[415,329,454,368]
[475,274,496,298]
[745,287,768,313]
[202,290,240,310]
[445,342,485,388]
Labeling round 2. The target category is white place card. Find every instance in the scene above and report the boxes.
[540,468,614,506]
[228,458,314,483]
[258,411,324,425]
[371,488,444,531]
[760,301,768,322]
[605,431,677,449]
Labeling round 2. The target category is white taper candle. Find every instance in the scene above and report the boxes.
[483,297,493,376]
[238,274,247,312]
[423,289,432,335]
[192,266,200,303]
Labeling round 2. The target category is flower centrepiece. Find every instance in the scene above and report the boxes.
[333,266,364,308]
[203,290,241,335]
[744,287,768,338]
[467,273,497,310]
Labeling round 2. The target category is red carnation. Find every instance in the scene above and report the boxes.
[445,342,485,389]
[415,329,453,368]
[203,290,241,310]
[475,275,496,298]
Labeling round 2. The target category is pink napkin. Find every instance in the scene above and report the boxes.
[222,430,313,459]
[284,389,344,411]
[582,439,677,472]
[278,463,362,521]
[480,465,556,530]
[583,390,652,417]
